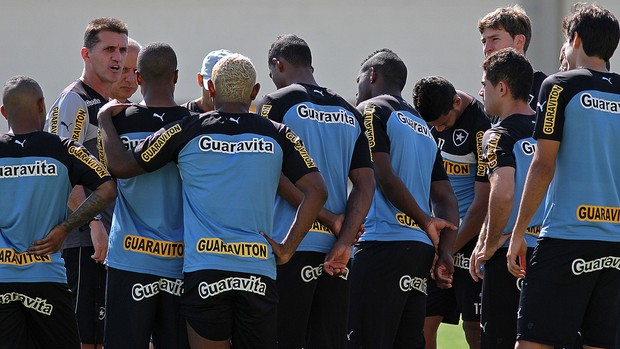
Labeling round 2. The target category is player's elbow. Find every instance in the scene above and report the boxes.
[96,180,118,205]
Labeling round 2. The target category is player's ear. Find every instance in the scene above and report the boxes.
[453,95,462,109]
[250,83,261,100]
[136,72,143,86]
[369,67,377,84]
[197,73,204,88]
[207,79,216,97]
[173,70,179,84]
[514,34,526,53]
[81,47,90,62]
[0,105,7,120]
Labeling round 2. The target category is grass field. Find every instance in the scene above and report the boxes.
[437,322,468,348]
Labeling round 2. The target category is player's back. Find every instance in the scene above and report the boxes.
[106,105,192,279]
[258,83,366,251]
[537,69,620,241]
[358,94,439,244]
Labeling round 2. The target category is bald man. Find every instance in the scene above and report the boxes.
[111,38,141,102]
[0,75,116,348]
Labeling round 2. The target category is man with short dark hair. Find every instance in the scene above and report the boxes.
[99,53,327,349]
[0,75,116,349]
[414,76,490,349]
[257,34,375,349]
[103,42,192,349]
[473,48,543,349]
[45,17,128,348]
[348,48,458,348]
[507,5,620,349]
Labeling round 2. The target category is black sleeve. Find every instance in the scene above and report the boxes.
[350,108,374,170]
[64,139,111,191]
[133,118,190,172]
[358,101,390,154]
[256,96,284,123]
[277,123,320,184]
[482,128,516,176]
[431,149,449,182]
[474,116,491,183]
[533,76,567,141]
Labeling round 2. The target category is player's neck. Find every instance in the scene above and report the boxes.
[80,71,112,100]
[498,99,534,120]
[141,87,177,108]
[286,69,317,87]
[215,101,251,114]
[575,56,609,73]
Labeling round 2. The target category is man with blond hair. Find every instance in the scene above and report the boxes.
[98,53,327,349]
[182,49,232,113]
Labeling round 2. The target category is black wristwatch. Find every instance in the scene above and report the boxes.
[79,214,102,232]
[89,213,102,223]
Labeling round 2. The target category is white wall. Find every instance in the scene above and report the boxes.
[1,0,619,132]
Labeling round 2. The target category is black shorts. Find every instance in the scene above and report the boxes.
[348,240,435,349]
[0,282,80,349]
[63,246,106,344]
[181,269,278,349]
[517,238,620,348]
[426,239,481,324]
[481,247,533,349]
[276,251,350,349]
[104,268,187,349]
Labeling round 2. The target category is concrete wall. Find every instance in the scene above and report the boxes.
[1,0,619,132]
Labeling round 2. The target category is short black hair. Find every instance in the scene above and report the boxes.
[562,4,619,62]
[83,17,128,50]
[268,34,312,67]
[137,42,177,83]
[482,48,533,103]
[412,76,457,122]
[360,48,407,92]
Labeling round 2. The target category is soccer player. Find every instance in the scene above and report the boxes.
[413,76,491,349]
[182,49,232,113]
[471,48,543,349]
[347,48,458,348]
[110,38,141,102]
[103,42,193,349]
[45,17,128,348]
[256,34,374,349]
[478,5,546,112]
[507,5,620,349]
[0,75,116,348]
[98,53,327,349]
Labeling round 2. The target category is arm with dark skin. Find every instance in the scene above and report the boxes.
[277,174,345,235]
[97,101,145,179]
[323,167,375,276]
[373,152,456,247]
[29,180,117,256]
[263,172,328,264]
[430,179,459,288]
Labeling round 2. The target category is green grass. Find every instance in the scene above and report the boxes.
[437,322,468,348]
